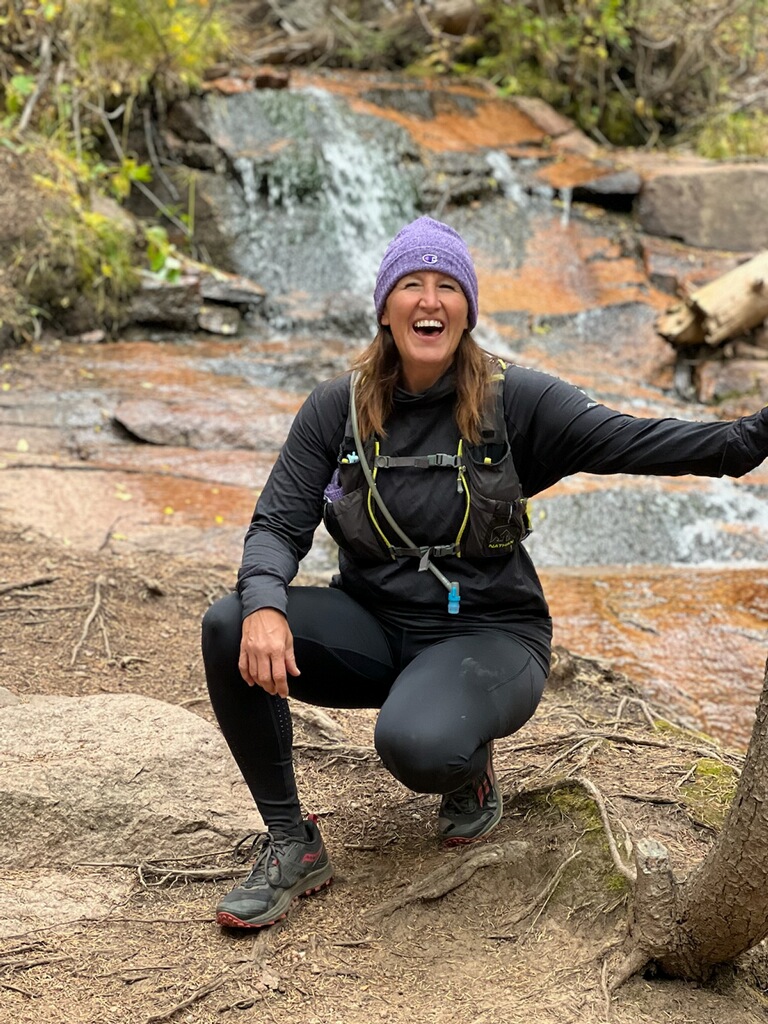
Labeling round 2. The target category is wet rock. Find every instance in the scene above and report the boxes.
[163,131,228,173]
[165,98,213,145]
[113,396,296,450]
[127,267,266,335]
[0,692,258,870]
[510,97,575,139]
[128,275,201,331]
[550,128,601,158]
[198,303,241,335]
[637,164,768,251]
[572,168,642,212]
[361,85,479,120]
[421,150,502,209]
[201,66,290,91]
[641,237,742,297]
[695,357,768,412]
[199,271,266,307]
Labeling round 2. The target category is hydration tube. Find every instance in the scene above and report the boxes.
[348,372,461,614]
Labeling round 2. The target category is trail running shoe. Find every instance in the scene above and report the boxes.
[216,818,333,928]
[438,743,502,845]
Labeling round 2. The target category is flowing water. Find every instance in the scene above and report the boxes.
[2,71,767,747]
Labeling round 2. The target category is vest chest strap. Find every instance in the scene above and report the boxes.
[373,453,462,469]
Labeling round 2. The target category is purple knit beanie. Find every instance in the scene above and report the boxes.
[374,217,479,330]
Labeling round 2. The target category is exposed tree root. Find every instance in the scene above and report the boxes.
[365,840,532,923]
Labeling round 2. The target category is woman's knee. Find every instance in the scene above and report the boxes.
[374,719,470,794]
[201,592,242,667]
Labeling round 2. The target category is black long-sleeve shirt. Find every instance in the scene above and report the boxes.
[237,365,768,669]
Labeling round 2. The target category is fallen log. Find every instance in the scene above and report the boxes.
[656,250,768,347]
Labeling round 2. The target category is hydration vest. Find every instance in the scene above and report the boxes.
[322,361,531,568]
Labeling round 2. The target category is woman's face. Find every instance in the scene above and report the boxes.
[381,270,469,393]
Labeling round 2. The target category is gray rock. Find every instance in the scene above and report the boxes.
[113,396,295,451]
[637,164,768,251]
[0,693,260,870]
[198,303,241,335]
[0,867,134,938]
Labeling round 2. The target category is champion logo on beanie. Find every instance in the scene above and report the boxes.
[374,217,479,330]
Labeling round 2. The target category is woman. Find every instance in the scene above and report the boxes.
[202,216,768,929]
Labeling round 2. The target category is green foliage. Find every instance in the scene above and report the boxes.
[694,109,768,159]
[440,0,768,149]
[71,0,230,96]
[19,154,140,329]
[472,0,642,144]
[4,75,36,117]
[144,225,182,281]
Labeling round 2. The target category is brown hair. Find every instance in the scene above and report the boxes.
[350,328,493,444]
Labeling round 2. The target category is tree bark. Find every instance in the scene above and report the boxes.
[620,656,768,982]
[656,250,768,348]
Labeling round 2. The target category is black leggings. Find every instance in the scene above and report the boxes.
[202,587,548,830]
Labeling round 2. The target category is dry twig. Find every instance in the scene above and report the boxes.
[70,574,106,667]
[0,574,57,596]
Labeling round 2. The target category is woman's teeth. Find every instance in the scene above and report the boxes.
[414,320,444,336]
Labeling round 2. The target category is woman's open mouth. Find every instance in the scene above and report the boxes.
[413,319,445,338]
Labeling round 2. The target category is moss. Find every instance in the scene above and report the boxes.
[653,717,718,745]
[521,783,631,906]
[680,758,739,829]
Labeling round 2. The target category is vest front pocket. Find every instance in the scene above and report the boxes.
[461,490,529,558]
[322,487,391,562]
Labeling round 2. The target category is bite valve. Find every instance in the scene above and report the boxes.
[447,582,460,615]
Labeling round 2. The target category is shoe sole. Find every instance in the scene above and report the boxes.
[216,869,333,929]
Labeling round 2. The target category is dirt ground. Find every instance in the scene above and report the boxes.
[2,522,768,1024]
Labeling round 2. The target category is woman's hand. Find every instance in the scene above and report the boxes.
[239,608,300,697]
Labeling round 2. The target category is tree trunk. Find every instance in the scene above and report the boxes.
[620,656,768,982]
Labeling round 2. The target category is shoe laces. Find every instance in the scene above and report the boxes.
[442,770,492,815]
[233,831,294,887]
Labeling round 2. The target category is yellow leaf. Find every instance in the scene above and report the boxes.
[1,382,10,391]
[140,381,154,389]
[163,506,174,515]
[111,532,128,541]
[215,515,224,524]
[16,438,29,452]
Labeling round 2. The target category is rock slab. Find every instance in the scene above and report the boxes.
[0,692,260,870]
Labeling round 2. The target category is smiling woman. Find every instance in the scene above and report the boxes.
[380,270,468,392]
[201,214,768,932]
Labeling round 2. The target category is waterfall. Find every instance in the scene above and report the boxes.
[203,87,419,303]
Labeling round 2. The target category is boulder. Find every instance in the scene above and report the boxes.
[0,868,134,938]
[113,395,297,450]
[0,692,260,870]
[637,164,768,251]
